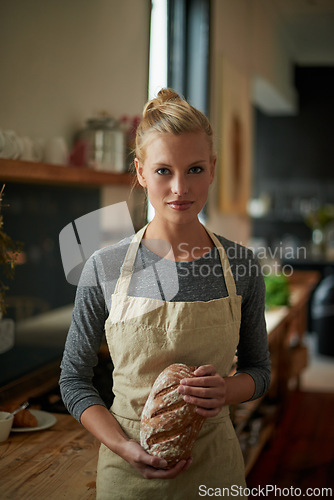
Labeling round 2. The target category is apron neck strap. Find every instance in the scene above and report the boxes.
[115,223,237,297]
[114,224,149,295]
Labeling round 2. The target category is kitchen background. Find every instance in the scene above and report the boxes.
[252,66,334,260]
[1,0,333,372]
[0,0,334,491]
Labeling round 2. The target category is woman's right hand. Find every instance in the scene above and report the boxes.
[81,405,192,479]
[121,439,193,479]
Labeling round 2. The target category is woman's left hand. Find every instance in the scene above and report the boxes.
[177,364,227,418]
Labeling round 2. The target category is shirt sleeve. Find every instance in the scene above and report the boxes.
[59,253,108,422]
[234,254,271,400]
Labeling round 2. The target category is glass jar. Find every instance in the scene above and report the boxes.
[82,115,126,173]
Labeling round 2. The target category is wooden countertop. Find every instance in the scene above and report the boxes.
[0,413,99,499]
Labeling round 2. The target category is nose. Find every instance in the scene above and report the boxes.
[171,174,189,196]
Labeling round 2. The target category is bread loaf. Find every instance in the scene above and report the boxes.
[0,404,38,428]
[13,409,38,428]
[140,363,205,468]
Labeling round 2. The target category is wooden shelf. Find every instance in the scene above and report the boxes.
[0,158,137,188]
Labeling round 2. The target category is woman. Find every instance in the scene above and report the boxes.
[59,89,270,499]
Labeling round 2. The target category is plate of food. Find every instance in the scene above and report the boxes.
[11,409,57,432]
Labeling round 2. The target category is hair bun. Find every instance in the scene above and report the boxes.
[143,88,182,116]
[157,88,181,103]
[136,87,214,163]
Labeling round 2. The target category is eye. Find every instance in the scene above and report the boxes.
[189,166,203,174]
[156,167,171,175]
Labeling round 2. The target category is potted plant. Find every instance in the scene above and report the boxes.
[0,185,22,353]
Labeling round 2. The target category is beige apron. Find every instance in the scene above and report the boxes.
[97,224,247,499]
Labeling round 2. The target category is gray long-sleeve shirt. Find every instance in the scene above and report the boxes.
[59,233,271,422]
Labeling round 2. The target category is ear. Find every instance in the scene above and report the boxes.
[134,158,147,188]
[209,156,216,184]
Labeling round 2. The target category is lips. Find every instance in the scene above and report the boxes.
[167,200,194,211]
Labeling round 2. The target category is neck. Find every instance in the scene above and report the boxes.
[143,217,214,261]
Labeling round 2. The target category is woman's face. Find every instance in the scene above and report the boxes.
[135,131,216,226]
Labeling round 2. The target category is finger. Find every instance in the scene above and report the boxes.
[144,459,189,479]
[193,364,217,376]
[131,448,169,470]
[178,384,208,396]
[182,457,193,473]
[180,380,226,399]
[195,407,221,418]
[180,386,226,406]
[179,375,220,388]
[148,455,169,469]
[182,394,222,408]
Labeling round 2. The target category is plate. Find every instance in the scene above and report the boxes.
[11,410,57,432]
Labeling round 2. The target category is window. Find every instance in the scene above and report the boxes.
[149,0,168,99]
[149,0,210,110]
[147,0,211,221]
[168,0,210,115]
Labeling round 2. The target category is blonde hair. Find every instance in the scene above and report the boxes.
[135,88,214,162]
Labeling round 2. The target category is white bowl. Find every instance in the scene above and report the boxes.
[0,411,14,442]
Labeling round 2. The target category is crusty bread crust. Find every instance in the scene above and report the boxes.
[0,405,38,428]
[140,363,205,467]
